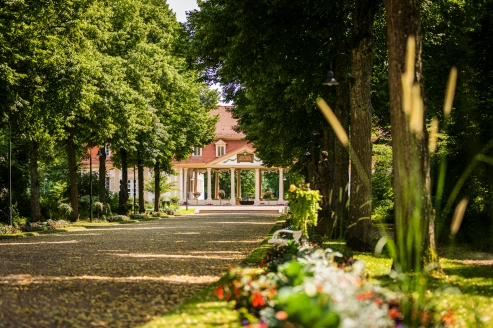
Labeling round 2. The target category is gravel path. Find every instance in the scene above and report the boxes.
[0,213,278,328]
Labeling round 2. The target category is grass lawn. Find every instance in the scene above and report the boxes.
[142,233,493,328]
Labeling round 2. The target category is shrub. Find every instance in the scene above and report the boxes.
[106,215,129,222]
[170,196,180,204]
[129,213,150,220]
[57,203,73,220]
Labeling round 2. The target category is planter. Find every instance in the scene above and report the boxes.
[239,201,254,205]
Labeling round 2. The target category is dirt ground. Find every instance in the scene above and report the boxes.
[0,214,277,328]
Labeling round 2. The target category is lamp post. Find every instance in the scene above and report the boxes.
[322,53,351,86]
[89,148,93,222]
[133,165,136,214]
[8,123,12,226]
[44,176,47,195]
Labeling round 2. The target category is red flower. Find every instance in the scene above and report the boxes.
[389,308,399,319]
[442,310,455,325]
[214,286,224,300]
[252,292,265,307]
[375,298,382,306]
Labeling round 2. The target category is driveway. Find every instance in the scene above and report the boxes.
[0,213,277,328]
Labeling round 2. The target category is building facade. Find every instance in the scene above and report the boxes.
[83,106,286,205]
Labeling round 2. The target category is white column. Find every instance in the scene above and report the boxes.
[230,168,236,201]
[207,168,212,201]
[183,168,188,200]
[254,168,260,205]
[278,168,284,202]
[177,168,183,200]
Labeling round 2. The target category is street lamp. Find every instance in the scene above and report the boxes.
[133,165,136,214]
[8,123,12,226]
[44,176,47,195]
[322,53,351,86]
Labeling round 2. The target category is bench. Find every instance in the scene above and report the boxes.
[267,229,303,246]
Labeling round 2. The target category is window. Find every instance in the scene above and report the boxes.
[215,140,227,157]
[127,180,138,196]
[192,147,202,157]
[105,145,111,157]
[105,177,110,190]
[216,145,225,157]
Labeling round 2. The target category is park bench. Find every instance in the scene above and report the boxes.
[267,229,303,246]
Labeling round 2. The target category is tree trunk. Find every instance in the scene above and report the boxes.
[66,129,79,222]
[138,156,145,213]
[154,161,160,212]
[117,148,129,215]
[98,145,106,207]
[333,55,351,239]
[385,0,434,271]
[314,124,334,236]
[29,139,42,221]
[346,0,377,251]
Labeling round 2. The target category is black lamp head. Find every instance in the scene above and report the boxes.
[322,71,339,86]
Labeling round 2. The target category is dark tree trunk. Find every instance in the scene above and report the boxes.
[314,123,335,236]
[66,129,79,222]
[154,161,160,212]
[29,139,42,221]
[333,56,351,239]
[138,156,145,213]
[117,148,129,215]
[385,0,435,271]
[98,145,106,207]
[346,0,378,251]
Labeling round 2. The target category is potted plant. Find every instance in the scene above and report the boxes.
[218,189,225,205]
[263,190,273,205]
[193,191,201,205]
[287,184,321,238]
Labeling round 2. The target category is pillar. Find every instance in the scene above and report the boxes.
[259,169,263,200]
[194,170,198,192]
[214,170,219,200]
[278,168,284,202]
[236,169,241,198]
[230,168,235,201]
[255,169,260,204]
[183,168,188,200]
[178,168,183,200]
[207,168,212,201]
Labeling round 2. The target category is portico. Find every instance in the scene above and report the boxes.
[173,147,286,205]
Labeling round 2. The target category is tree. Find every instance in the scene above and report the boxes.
[384,0,434,271]
[345,0,380,251]
[187,0,354,235]
[144,173,177,203]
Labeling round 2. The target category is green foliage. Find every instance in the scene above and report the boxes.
[57,203,73,221]
[372,143,394,223]
[287,184,322,236]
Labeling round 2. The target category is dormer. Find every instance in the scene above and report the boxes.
[215,139,227,157]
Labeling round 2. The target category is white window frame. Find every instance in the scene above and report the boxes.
[215,139,227,157]
[192,147,202,157]
[105,145,111,157]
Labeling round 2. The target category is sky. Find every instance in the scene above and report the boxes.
[167,0,199,23]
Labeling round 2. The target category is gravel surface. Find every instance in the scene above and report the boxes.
[0,213,278,328]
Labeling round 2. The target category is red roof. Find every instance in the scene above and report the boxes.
[211,106,245,138]
[175,140,255,165]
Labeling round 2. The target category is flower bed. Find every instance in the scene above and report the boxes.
[106,215,130,222]
[129,213,150,220]
[215,241,453,327]
[0,220,68,234]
